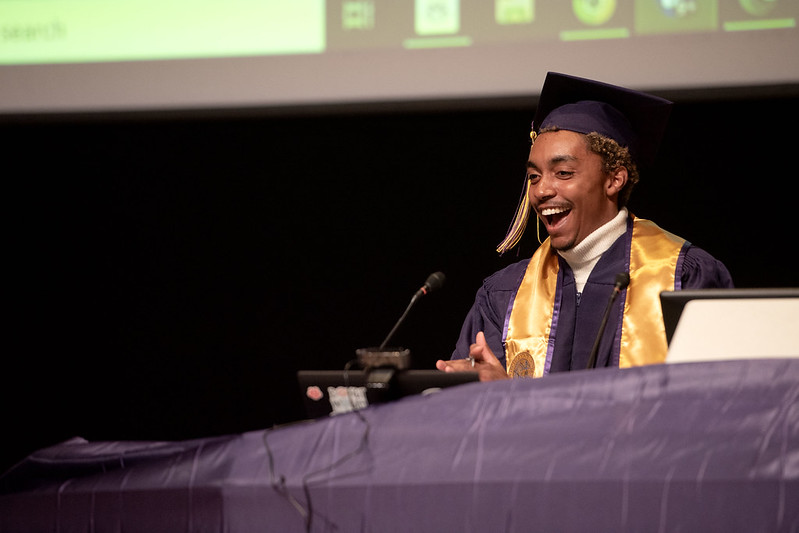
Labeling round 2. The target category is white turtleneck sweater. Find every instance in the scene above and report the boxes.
[557,208,629,293]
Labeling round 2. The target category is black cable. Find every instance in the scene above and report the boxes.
[263,427,310,526]
[263,359,373,532]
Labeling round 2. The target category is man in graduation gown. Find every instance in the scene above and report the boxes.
[436,72,733,381]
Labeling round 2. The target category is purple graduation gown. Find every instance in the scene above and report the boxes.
[453,222,733,372]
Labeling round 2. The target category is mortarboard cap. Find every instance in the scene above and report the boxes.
[532,72,673,167]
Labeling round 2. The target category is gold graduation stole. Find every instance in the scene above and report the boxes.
[504,217,685,378]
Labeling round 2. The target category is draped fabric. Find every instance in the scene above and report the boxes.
[503,238,559,378]
[621,218,686,367]
[2,360,797,533]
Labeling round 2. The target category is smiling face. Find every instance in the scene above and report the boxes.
[527,129,627,251]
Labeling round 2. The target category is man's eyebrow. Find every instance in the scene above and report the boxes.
[550,154,579,164]
[526,154,578,169]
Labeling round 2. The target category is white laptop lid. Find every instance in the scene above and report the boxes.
[666,297,799,363]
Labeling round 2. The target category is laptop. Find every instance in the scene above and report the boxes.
[659,288,799,363]
[297,369,479,419]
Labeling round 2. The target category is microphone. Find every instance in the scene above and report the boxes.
[585,272,630,370]
[415,271,446,299]
[379,272,446,350]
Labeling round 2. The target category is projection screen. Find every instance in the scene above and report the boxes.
[1,0,798,115]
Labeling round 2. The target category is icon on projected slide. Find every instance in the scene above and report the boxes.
[658,0,698,18]
[739,0,778,17]
[342,1,375,30]
[572,0,617,26]
[495,0,535,25]
[415,0,460,35]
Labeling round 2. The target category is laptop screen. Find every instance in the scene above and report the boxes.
[660,288,799,345]
[660,288,799,363]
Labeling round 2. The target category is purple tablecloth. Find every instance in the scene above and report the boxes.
[2,359,798,532]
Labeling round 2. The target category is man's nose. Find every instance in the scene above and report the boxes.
[530,176,555,201]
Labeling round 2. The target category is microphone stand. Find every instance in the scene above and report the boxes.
[379,291,422,350]
[363,289,423,402]
[358,272,446,401]
[586,273,630,370]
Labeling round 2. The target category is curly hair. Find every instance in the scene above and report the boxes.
[540,127,639,208]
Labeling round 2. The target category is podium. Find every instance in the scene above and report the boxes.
[2,359,798,532]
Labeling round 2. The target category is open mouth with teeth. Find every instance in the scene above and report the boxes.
[539,206,571,230]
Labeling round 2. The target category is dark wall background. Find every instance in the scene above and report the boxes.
[3,89,798,474]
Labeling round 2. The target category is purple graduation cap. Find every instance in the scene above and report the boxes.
[497,73,673,254]
[532,72,673,168]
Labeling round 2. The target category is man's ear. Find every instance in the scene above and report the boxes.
[607,166,628,197]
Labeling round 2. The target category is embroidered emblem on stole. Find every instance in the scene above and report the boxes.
[503,216,685,377]
[507,351,536,378]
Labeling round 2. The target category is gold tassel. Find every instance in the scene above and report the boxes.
[496,130,541,254]
[496,177,532,254]
[536,213,543,245]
